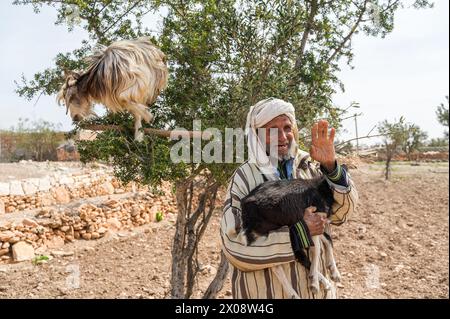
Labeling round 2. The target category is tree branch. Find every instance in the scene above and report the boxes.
[325,0,368,65]
[102,0,144,36]
[78,124,209,139]
[295,0,318,70]
[335,133,386,148]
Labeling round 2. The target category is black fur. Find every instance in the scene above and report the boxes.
[241,176,334,267]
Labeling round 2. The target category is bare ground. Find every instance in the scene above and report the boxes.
[0,162,448,299]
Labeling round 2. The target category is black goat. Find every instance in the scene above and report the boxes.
[241,176,334,245]
[241,175,340,294]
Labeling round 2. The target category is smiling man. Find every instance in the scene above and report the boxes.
[220,97,358,299]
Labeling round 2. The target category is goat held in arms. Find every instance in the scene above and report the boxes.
[241,176,341,296]
[57,38,168,141]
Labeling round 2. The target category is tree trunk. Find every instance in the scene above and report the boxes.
[170,175,222,298]
[203,251,230,299]
[170,181,189,298]
[385,156,391,180]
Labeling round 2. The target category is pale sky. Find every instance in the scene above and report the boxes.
[0,1,448,146]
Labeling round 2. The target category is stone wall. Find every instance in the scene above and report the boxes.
[0,164,179,263]
[0,184,177,263]
[0,170,146,214]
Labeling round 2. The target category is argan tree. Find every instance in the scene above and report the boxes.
[402,123,427,161]
[14,0,432,298]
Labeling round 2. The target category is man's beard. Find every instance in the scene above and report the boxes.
[265,141,292,161]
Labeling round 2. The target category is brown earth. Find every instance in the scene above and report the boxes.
[0,162,448,299]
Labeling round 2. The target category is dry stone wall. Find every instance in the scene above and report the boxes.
[0,164,178,263]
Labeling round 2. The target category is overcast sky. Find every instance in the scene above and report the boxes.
[0,1,448,146]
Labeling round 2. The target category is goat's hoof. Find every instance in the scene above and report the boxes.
[330,270,341,282]
[309,282,320,294]
[321,280,332,291]
[317,273,332,291]
[134,131,144,142]
[309,276,320,294]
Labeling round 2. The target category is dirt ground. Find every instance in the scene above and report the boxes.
[0,162,448,299]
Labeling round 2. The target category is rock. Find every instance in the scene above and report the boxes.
[1,242,10,249]
[40,193,54,206]
[0,183,10,196]
[105,199,120,208]
[22,218,39,228]
[0,231,15,242]
[91,232,100,240]
[100,182,115,195]
[97,227,107,235]
[131,208,140,217]
[12,241,35,262]
[9,181,25,196]
[35,246,48,255]
[51,250,74,257]
[22,181,38,195]
[53,186,70,204]
[45,236,65,249]
[38,178,51,192]
[8,237,20,244]
[148,206,158,222]
[82,233,92,240]
[0,248,9,257]
[59,176,75,186]
[106,218,122,230]
[379,251,388,258]
[0,199,4,215]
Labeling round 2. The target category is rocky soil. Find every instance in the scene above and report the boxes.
[0,161,448,299]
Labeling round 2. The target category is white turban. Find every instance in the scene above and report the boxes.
[245,97,299,180]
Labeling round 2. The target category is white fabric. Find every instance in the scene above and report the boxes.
[245,97,298,180]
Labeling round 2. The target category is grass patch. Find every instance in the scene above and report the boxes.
[32,255,49,265]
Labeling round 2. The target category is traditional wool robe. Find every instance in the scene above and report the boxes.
[220,98,358,299]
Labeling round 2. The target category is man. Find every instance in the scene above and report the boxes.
[220,97,358,299]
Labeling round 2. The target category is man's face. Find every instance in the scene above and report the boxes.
[260,115,294,158]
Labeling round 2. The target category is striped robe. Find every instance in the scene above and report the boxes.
[220,149,358,299]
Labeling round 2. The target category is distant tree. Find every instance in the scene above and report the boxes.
[402,124,427,161]
[428,137,449,147]
[379,118,428,179]
[378,117,408,180]
[11,118,64,161]
[436,95,449,138]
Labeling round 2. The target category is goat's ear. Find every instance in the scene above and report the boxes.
[71,71,81,79]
